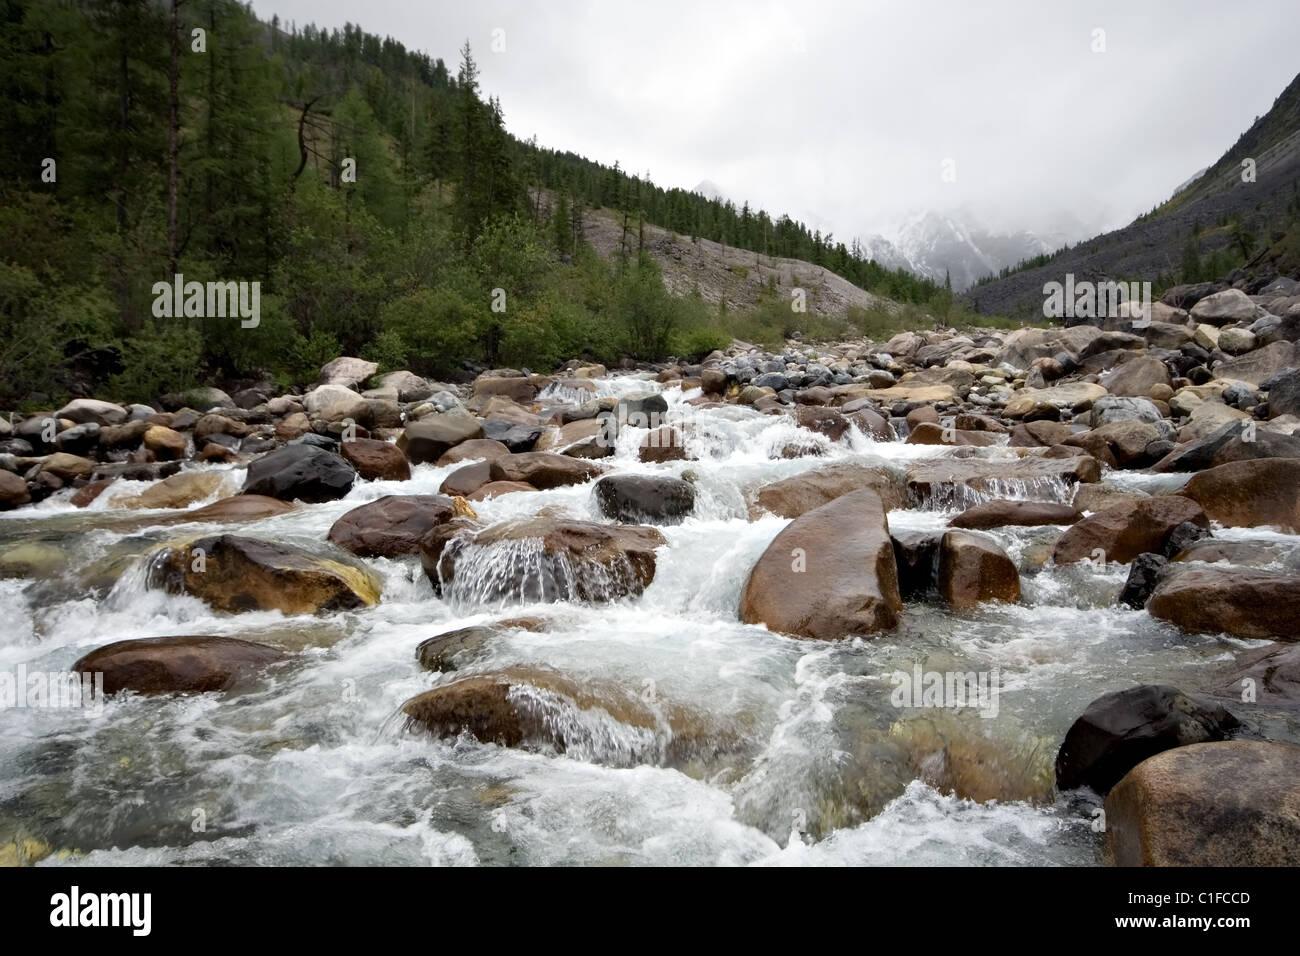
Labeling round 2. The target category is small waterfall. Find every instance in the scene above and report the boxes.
[909,475,1076,511]
[438,537,651,610]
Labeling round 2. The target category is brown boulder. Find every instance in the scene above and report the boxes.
[1105,741,1300,866]
[468,480,535,501]
[1052,496,1207,565]
[1179,458,1300,532]
[74,635,289,695]
[1148,567,1300,639]
[147,534,381,614]
[950,499,1081,529]
[327,494,455,558]
[487,452,604,489]
[341,439,411,482]
[754,462,907,517]
[937,530,1020,609]
[739,488,901,640]
[434,438,511,467]
[422,517,665,603]
[439,460,493,497]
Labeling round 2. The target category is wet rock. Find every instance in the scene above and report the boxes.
[755,461,907,517]
[1216,642,1300,707]
[468,481,535,501]
[70,478,114,508]
[1119,553,1169,609]
[73,635,289,695]
[327,494,456,558]
[1179,457,1300,532]
[740,488,901,640]
[1055,684,1239,794]
[123,471,228,510]
[241,444,356,503]
[422,517,666,603]
[906,455,1100,507]
[340,438,410,482]
[166,495,293,524]
[593,475,695,524]
[1267,368,1300,419]
[0,470,31,510]
[1052,496,1208,565]
[439,460,493,497]
[147,534,381,614]
[793,405,849,440]
[434,438,510,467]
[638,425,692,462]
[479,420,544,452]
[397,411,484,464]
[401,668,719,766]
[1148,567,1300,639]
[906,422,1002,446]
[1105,741,1300,866]
[950,499,1081,529]
[415,625,498,672]
[937,530,1020,609]
[487,451,604,489]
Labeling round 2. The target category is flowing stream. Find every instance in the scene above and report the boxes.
[2,374,1295,866]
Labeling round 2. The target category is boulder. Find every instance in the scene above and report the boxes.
[487,451,604,489]
[55,398,126,426]
[906,455,1100,506]
[439,460,493,497]
[1215,340,1295,385]
[1267,368,1300,419]
[1148,567,1300,639]
[434,438,511,467]
[327,494,456,558]
[467,480,535,501]
[1216,642,1300,708]
[397,411,485,464]
[950,499,1081,529]
[422,517,666,603]
[303,383,369,423]
[739,488,901,640]
[1052,496,1208,565]
[124,471,228,510]
[1055,684,1239,795]
[1179,457,1300,532]
[0,470,31,510]
[1119,552,1169,609]
[1188,288,1259,325]
[937,530,1020,609]
[147,534,381,613]
[754,462,907,517]
[1099,357,1170,398]
[73,635,289,695]
[593,475,695,524]
[165,494,293,524]
[340,439,411,482]
[39,453,95,481]
[1105,741,1300,866]
[317,356,378,388]
[241,444,356,503]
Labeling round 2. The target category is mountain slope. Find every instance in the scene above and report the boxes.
[968,71,1300,319]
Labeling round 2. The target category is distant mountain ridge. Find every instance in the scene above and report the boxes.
[967,70,1300,319]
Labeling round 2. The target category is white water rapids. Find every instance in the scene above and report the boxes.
[2,374,1294,866]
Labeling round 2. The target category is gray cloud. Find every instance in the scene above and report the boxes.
[250,0,1298,244]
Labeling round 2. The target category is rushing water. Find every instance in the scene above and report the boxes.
[1,375,1295,866]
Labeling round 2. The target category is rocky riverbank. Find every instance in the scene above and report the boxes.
[3,278,1300,865]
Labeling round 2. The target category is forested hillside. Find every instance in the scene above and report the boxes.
[0,0,953,408]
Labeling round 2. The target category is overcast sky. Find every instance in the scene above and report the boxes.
[250,0,1297,244]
